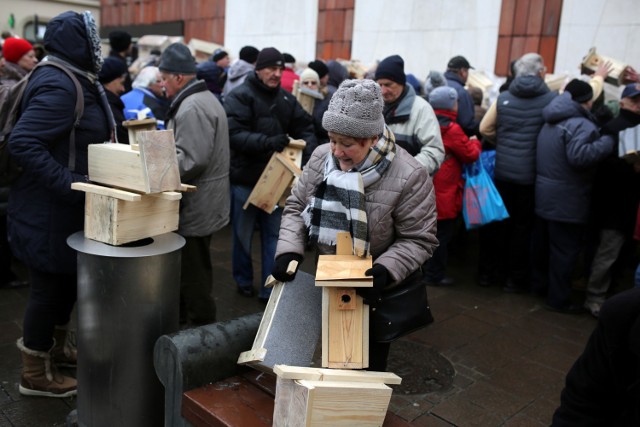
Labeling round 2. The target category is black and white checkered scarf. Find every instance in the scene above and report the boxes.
[304,126,396,257]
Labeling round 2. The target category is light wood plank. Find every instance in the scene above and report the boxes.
[243,153,301,213]
[138,129,182,193]
[72,182,141,201]
[327,287,364,369]
[180,183,197,192]
[149,191,182,201]
[273,365,401,385]
[88,143,149,192]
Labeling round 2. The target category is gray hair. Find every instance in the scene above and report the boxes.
[514,53,545,77]
[132,66,160,89]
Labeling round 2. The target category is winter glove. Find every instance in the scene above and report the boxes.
[266,134,289,152]
[357,264,390,305]
[271,253,303,283]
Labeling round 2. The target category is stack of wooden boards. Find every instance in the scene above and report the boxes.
[71,122,193,245]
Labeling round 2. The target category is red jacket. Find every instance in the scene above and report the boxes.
[280,68,299,93]
[432,109,481,220]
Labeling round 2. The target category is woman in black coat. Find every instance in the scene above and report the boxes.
[8,11,111,398]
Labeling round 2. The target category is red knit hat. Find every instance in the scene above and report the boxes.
[3,37,34,64]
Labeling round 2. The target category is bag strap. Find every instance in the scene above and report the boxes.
[33,61,84,172]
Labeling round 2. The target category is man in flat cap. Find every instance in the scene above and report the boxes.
[159,43,230,325]
[224,46,316,302]
[445,55,479,137]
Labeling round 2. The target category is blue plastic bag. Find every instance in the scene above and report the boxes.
[462,158,509,230]
[480,149,496,180]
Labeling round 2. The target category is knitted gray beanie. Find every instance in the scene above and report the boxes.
[322,79,385,138]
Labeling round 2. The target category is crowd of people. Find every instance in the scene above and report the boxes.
[1,11,640,411]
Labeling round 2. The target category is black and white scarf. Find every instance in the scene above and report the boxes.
[304,126,396,257]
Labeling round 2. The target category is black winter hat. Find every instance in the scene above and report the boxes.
[255,47,284,70]
[375,55,406,86]
[239,45,259,64]
[109,30,132,53]
[159,43,197,74]
[308,59,329,79]
[212,48,228,62]
[283,53,295,64]
[564,79,593,103]
[98,56,128,84]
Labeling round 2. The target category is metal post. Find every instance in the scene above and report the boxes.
[67,232,185,427]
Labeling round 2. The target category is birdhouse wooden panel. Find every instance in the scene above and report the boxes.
[88,129,181,194]
[315,232,372,369]
[581,47,630,86]
[72,182,180,246]
[244,152,301,214]
[273,365,401,427]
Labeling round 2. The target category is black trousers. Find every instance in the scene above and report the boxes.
[531,218,585,308]
[494,180,535,287]
[180,235,216,325]
[423,218,455,283]
[23,268,76,351]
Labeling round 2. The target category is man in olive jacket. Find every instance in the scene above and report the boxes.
[159,43,230,325]
[224,47,316,301]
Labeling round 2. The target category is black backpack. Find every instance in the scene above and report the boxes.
[0,61,84,186]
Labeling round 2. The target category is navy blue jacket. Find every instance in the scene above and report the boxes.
[224,72,316,187]
[535,93,613,224]
[444,71,478,137]
[495,75,556,185]
[8,12,110,274]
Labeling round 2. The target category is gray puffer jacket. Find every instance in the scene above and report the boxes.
[276,143,438,286]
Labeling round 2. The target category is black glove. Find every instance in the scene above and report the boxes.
[266,134,289,152]
[357,264,390,305]
[271,253,303,282]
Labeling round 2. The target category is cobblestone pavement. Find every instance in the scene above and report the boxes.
[0,224,628,426]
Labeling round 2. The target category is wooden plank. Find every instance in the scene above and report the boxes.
[327,287,365,369]
[237,347,267,365]
[180,183,197,192]
[88,143,149,193]
[273,377,309,427]
[335,231,352,255]
[322,288,329,368]
[138,129,182,193]
[273,365,401,385]
[71,182,141,201]
[316,255,372,282]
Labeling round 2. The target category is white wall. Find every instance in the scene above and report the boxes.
[224,0,318,62]
[351,0,502,80]
[223,0,640,84]
[555,0,640,75]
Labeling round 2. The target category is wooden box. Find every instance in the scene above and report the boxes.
[581,47,630,86]
[316,232,372,369]
[244,152,301,214]
[72,182,180,246]
[273,365,401,427]
[88,130,181,194]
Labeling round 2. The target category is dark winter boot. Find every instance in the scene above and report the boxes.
[16,338,77,398]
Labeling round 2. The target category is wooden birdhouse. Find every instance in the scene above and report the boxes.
[244,139,306,213]
[75,129,194,246]
[273,365,401,427]
[315,232,372,369]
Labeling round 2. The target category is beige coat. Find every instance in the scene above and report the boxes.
[276,143,438,286]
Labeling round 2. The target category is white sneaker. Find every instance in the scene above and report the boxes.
[584,301,602,318]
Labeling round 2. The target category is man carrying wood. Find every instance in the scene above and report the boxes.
[159,43,230,325]
[224,47,316,302]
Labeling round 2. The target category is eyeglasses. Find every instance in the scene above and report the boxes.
[302,80,318,86]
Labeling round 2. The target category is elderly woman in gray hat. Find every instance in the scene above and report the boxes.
[272,79,438,370]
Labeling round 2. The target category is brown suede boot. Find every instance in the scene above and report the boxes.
[17,338,77,398]
[52,325,77,368]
